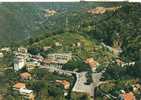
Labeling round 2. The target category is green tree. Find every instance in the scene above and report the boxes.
[103,62,127,80]
[31,81,45,97]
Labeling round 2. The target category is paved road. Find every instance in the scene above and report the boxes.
[40,65,104,99]
[72,72,94,97]
[40,65,103,98]
[40,66,95,97]
[92,72,103,87]
[0,67,13,71]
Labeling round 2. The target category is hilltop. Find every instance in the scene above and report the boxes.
[29,32,115,63]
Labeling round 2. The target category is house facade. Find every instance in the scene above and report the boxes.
[14,56,25,71]
[13,47,29,71]
[47,53,72,64]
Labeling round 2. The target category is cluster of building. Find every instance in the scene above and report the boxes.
[101,42,122,56]
[43,53,72,72]
[11,46,136,99]
[115,59,135,67]
[13,47,43,71]
[12,46,74,98]
[13,82,34,100]
[0,47,11,58]
[42,53,72,96]
[87,6,121,15]
[11,45,108,99]
[13,46,72,72]
[43,9,57,17]
[13,47,73,71]
[12,47,35,99]
[0,47,35,99]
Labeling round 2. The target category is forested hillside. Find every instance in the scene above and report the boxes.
[0,3,42,45]
[0,2,140,60]
[0,2,123,46]
[28,3,141,61]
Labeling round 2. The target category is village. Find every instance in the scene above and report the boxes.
[0,46,101,100]
[0,1,140,100]
[0,42,139,100]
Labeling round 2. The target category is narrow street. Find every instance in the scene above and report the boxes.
[92,72,103,100]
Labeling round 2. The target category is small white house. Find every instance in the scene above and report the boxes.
[121,62,135,67]
[1,47,11,52]
[55,42,62,47]
[0,52,4,58]
[18,47,28,53]
[77,42,81,47]
[19,88,33,95]
[19,88,34,100]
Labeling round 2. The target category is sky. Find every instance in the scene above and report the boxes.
[0,0,140,2]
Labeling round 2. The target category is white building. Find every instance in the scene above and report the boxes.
[121,62,135,67]
[17,47,28,53]
[46,64,62,69]
[19,88,33,95]
[43,9,57,17]
[13,83,34,100]
[14,52,29,60]
[47,53,72,64]
[1,47,11,52]
[14,56,25,71]
[13,47,29,71]
[0,52,4,58]
[55,42,62,47]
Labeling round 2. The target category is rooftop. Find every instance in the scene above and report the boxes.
[20,72,31,80]
[56,80,70,89]
[85,58,99,68]
[13,82,26,89]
